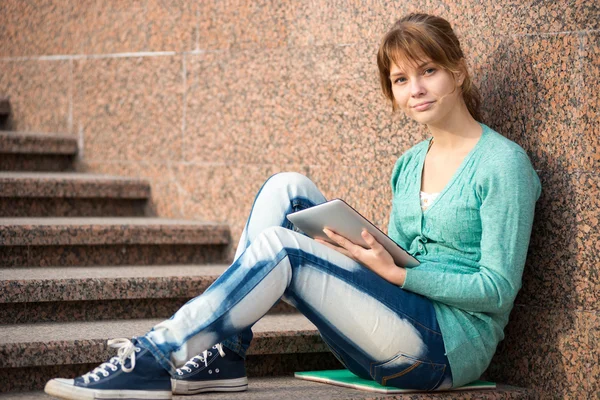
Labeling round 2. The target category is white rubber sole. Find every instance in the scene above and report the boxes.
[171,377,249,394]
[44,379,172,400]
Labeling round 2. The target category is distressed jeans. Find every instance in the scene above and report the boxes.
[139,172,453,390]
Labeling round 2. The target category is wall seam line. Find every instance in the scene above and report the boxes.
[68,59,73,135]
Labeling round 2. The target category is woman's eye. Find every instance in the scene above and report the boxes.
[394,77,407,84]
[424,68,436,75]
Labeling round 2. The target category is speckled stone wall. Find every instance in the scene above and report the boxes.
[0,0,598,398]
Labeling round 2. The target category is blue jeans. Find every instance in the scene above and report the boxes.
[139,172,453,390]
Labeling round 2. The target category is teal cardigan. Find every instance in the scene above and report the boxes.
[387,123,541,387]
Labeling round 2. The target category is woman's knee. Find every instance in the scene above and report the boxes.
[264,171,315,192]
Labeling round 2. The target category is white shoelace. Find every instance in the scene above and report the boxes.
[81,338,141,384]
[176,343,226,375]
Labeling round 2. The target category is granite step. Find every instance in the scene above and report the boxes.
[0,264,296,323]
[0,131,77,172]
[0,315,327,368]
[0,172,151,217]
[0,218,232,267]
[0,315,342,392]
[0,377,533,399]
[0,131,77,155]
[0,264,229,303]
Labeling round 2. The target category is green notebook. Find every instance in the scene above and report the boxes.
[294,369,496,394]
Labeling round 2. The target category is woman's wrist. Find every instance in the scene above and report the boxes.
[385,263,407,287]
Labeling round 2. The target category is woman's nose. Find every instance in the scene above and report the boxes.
[410,78,426,97]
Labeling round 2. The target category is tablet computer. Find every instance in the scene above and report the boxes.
[286,198,419,268]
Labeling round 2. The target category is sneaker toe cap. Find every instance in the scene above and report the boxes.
[54,378,75,385]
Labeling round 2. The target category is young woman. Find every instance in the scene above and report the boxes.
[45,13,541,399]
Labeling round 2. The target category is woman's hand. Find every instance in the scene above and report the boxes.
[315,227,406,286]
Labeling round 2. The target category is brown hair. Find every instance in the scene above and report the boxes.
[376,13,482,121]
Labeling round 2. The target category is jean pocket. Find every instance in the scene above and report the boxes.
[370,352,447,391]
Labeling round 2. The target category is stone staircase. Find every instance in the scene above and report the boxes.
[0,99,532,398]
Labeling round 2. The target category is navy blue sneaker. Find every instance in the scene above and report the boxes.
[44,338,171,400]
[171,343,248,394]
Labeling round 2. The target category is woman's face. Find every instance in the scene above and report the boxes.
[389,56,463,126]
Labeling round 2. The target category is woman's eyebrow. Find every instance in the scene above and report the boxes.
[390,62,431,77]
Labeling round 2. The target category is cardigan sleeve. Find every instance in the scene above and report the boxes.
[400,151,541,314]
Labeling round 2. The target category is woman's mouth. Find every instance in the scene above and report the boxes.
[412,101,434,111]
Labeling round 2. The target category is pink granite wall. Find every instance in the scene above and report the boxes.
[0,0,598,398]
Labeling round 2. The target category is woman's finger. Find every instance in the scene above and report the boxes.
[316,238,345,252]
[315,238,355,260]
[323,228,357,250]
[323,228,369,261]
[361,230,381,250]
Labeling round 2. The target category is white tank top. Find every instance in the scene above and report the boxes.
[420,139,441,211]
[420,191,441,211]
